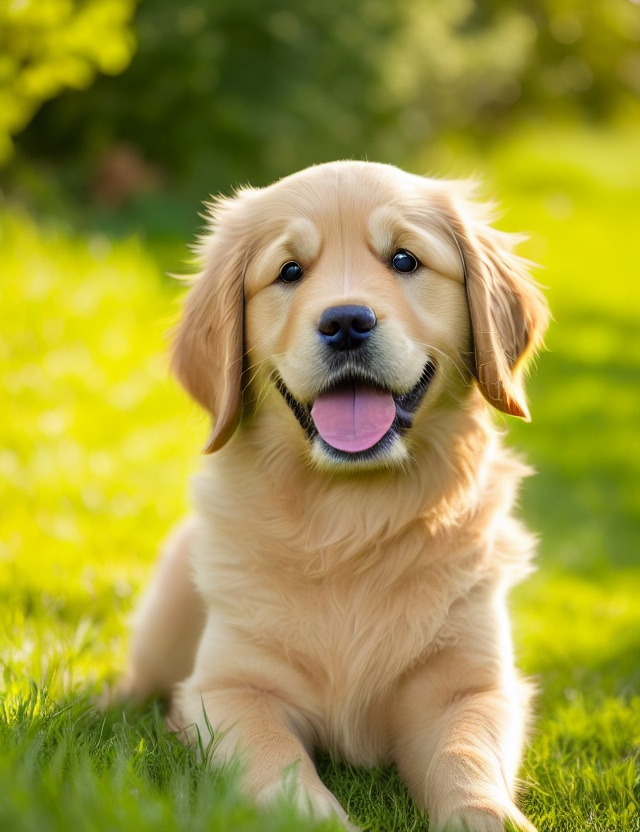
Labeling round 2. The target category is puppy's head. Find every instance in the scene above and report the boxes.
[173,162,548,470]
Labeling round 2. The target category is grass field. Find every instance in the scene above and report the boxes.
[1,125,639,831]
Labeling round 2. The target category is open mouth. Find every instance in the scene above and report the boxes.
[275,361,436,461]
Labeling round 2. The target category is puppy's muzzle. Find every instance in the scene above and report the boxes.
[275,304,436,462]
[318,305,377,351]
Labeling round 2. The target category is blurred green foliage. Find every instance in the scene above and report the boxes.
[4,0,639,204]
[0,0,138,163]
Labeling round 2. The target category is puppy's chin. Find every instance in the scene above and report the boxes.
[309,431,410,473]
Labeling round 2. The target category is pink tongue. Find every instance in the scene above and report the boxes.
[311,386,396,453]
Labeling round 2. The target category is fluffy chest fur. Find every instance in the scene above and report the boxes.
[187,421,533,763]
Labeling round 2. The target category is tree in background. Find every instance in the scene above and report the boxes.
[0,0,137,163]
[4,0,639,204]
[16,0,411,194]
[520,0,640,121]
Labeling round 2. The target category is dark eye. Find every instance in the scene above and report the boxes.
[391,250,419,274]
[279,261,304,283]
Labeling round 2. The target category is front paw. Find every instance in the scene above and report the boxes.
[436,802,537,832]
[96,675,142,711]
[256,775,361,832]
[102,670,159,708]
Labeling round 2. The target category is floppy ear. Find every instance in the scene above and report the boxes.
[450,203,549,420]
[172,196,250,453]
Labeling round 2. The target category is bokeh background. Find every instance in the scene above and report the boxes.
[1,2,639,831]
[2,0,640,233]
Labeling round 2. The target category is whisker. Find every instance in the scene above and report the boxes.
[412,342,470,384]
[242,377,271,409]
[242,356,282,410]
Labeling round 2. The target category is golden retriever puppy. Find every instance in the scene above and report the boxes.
[121,161,548,832]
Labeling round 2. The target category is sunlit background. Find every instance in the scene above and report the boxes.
[1,2,639,831]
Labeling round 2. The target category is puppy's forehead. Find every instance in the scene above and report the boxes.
[247,161,462,279]
[277,217,322,262]
[267,161,426,227]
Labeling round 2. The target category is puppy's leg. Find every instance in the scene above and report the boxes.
[391,590,536,832]
[173,676,359,832]
[119,517,206,701]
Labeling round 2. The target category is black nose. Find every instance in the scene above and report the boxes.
[317,304,377,351]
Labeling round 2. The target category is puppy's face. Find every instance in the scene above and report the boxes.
[173,162,548,470]
[243,166,470,468]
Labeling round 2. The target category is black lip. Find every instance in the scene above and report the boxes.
[275,361,436,460]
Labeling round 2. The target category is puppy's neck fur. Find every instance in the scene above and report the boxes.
[192,397,527,579]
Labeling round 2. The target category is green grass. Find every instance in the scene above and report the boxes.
[1,125,639,831]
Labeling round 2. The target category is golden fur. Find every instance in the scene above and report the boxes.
[121,161,548,831]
